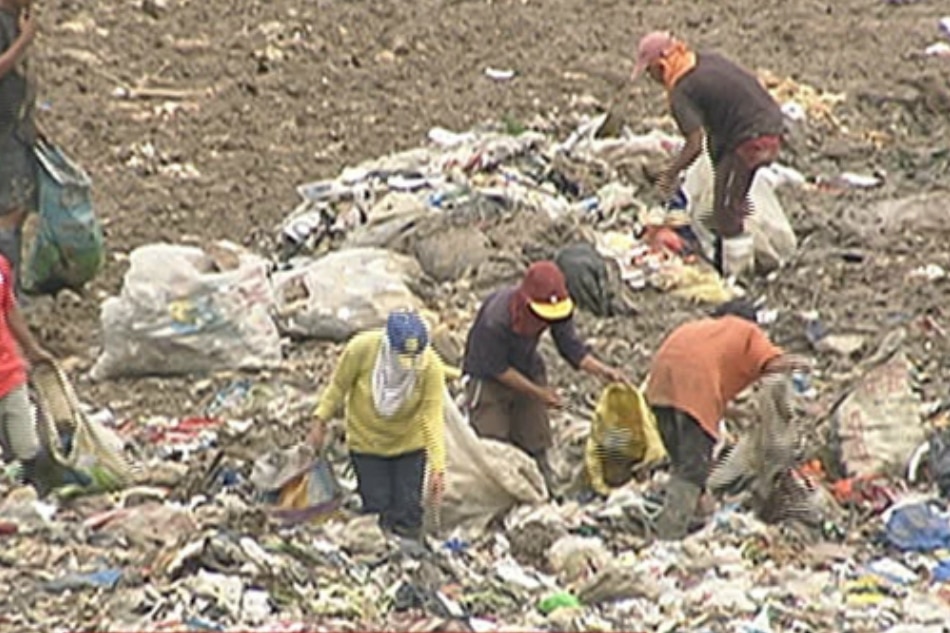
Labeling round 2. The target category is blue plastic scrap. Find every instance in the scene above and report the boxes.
[885,502,950,552]
[44,568,123,593]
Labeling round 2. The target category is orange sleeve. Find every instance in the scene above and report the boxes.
[747,327,783,376]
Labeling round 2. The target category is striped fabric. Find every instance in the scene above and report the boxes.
[707,376,824,526]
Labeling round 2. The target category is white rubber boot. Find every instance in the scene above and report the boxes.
[721,234,755,278]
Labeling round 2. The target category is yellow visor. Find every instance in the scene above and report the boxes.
[529,297,574,322]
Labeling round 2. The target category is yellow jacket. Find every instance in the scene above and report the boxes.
[314,330,447,473]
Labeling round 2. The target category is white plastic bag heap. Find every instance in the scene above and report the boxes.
[92,241,282,380]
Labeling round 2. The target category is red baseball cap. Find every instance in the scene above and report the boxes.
[521,261,574,321]
[631,31,677,81]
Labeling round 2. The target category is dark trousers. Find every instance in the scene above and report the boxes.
[350,449,426,538]
[652,406,716,489]
[712,135,782,239]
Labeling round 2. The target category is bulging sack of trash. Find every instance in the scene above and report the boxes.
[831,337,925,478]
[272,247,424,342]
[91,241,281,380]
[585,384,667,496]
[548,535,611,585]
[250,445,314,493]
[430,390,547,534]
[252,446,343,524]
[32,359,135,492]
[22,139,105,295]
[682,151,797,271]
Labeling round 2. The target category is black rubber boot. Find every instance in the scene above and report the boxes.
[655,476,702,541]
[20,455,55,498]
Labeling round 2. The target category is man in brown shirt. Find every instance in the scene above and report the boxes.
[645,300,807,539]
[631,31,785,277]
[462,261,627,491]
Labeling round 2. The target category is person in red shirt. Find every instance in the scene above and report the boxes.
[645,300,807,539]
[0,253,57,494]
[631,31,785,277]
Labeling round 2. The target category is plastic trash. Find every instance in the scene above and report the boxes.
[548,535,610,584]
[91,241,282,379]
[831,339,924,478]
[22,138,104,295]
[885,501,950,552]
[44,568,122,593]
[484,67,516,81]
[271,247,424,341]
[538,592,581,615]
[431,392,547,534]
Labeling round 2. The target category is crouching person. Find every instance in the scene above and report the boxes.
[462,261,627,492]
[307,310,446,540]
[0,254,60,494]
[645,300,808,539]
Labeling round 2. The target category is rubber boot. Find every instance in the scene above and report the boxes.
[655,476,703,541]
[721,234,755,278]
[20,453,56,498]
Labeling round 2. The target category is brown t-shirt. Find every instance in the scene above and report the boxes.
[669,52,783,163]
[462,286,590,381]
[645,316,782,438]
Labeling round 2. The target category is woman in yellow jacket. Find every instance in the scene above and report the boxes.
[307,310,446,540]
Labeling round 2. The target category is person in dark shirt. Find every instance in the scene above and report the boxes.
[462,261,627,490]
[631,31,785,277]
[0,0,38,293]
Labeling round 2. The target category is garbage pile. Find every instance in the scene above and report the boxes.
[4,111,950,631]
[2,375,950,632]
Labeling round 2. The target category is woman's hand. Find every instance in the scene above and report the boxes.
[428,470,445,505]
[306,418,326,451]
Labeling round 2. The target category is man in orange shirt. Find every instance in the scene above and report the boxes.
[645,300,807,539]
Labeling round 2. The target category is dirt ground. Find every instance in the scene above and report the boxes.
[26,0,950,422]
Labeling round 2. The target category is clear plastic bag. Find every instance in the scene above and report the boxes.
[91,242,281,379]
[272,247,424,342]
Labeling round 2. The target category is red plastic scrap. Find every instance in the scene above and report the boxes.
[142,416,223,443]
[831,475,900,512]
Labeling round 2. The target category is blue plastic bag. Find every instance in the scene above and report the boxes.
[22,139,104,295]
[884,501,950,552]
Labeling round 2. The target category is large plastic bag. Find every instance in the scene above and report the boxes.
[432,389,548,534]
[585,384,667,496]
[250,447,343,525]
[91,241,281,380]
[32,359,136,493]
[22,139,104,295]
[831,347,924,478]
[272,247,423,342]
[682,151,797,270]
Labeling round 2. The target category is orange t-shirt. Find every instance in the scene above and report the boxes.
[645,316,782,439]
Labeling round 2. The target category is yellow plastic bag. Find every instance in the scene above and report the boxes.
[585,384,667,496]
